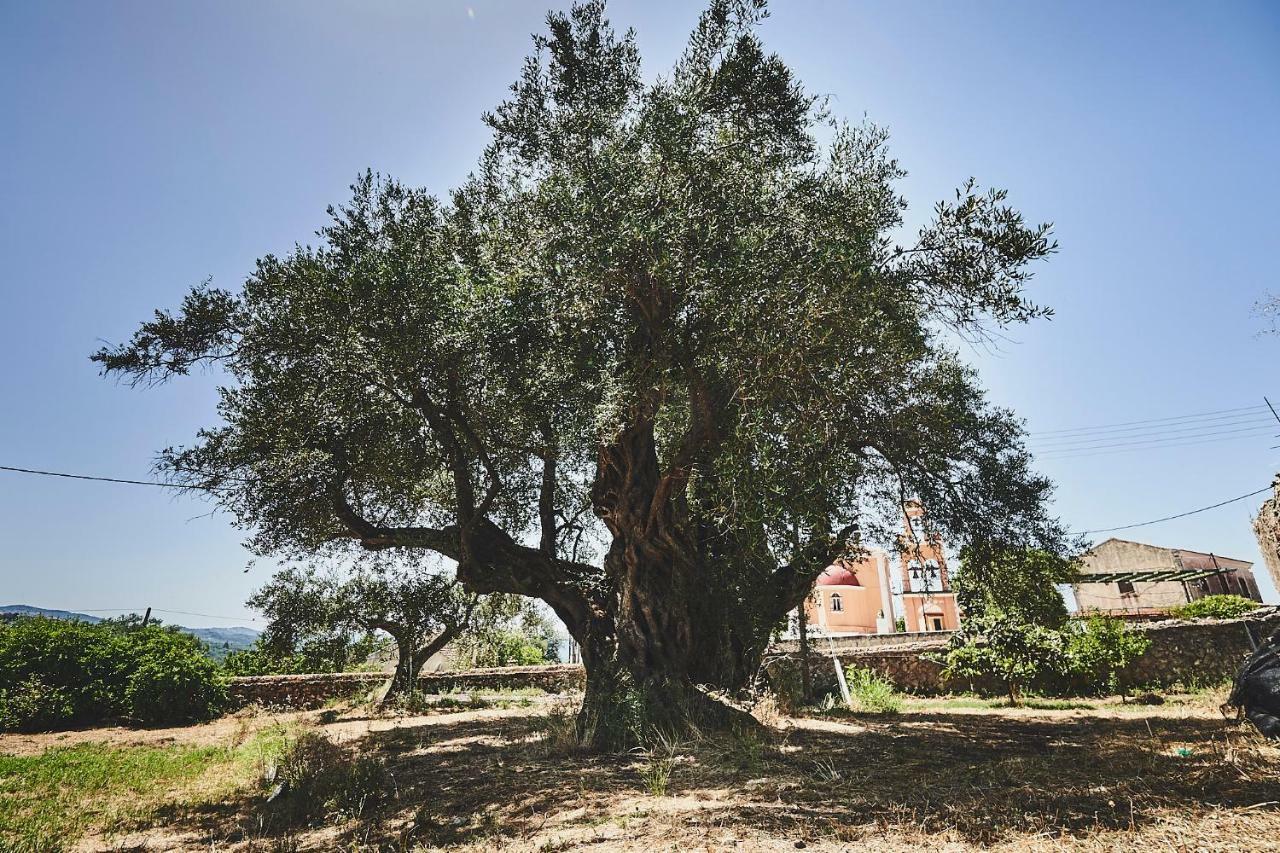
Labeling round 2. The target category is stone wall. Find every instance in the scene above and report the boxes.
[764,607,1280,698]
[773,630,954,655]
[226,664,585,710]
[230,609,1280,709]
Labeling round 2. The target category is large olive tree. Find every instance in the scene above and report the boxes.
[96,0,1067,747]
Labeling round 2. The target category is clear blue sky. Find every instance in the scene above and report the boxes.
[1,1,1277,627]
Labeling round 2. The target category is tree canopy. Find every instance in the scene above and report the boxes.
[96,0,1069,746]
[245,564,510,697]
[953,547,1080,629]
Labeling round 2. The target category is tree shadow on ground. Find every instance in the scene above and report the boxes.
[146,706,1280,850]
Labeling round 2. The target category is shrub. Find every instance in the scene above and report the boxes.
[1065,615,1150,698]
[126,653,226,725]
[938,614,1069,705]
[843,666,902,714]
[0,616,226,731]
[222,633,390,676]
[1171,594,1259,620]
[457,628,548,668]
[0,675,75,733]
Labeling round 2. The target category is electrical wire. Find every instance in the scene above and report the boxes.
[1029,403,1269,436]
[0,465,217,491]
[1034,425,1279,457]
[1071,485,1273,535]
[1029,417,1277,448]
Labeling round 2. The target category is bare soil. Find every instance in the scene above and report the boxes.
[7,692,1280,852]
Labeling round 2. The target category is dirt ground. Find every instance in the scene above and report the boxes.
[6,692,1280,852]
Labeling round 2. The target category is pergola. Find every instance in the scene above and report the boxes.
[1076,567,1228,584]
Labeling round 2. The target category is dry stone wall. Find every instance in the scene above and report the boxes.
[766,607,1280,699]
[229,610,1280,709]
[226,664,586,709]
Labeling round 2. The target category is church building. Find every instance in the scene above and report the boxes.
[803,502,961,636]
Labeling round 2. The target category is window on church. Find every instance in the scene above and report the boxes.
[830,593,842,612]
[932,617,943,631]
[1117,579,1135,595]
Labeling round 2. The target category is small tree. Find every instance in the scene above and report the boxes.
[452,596,556,668]
[941,613,1067,705]
[941,547,1079,704]
[248,565,487,699]
[1065,615,1149,699]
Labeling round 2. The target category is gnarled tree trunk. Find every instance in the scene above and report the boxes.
[566,419,779,748]
[380,626,458,704]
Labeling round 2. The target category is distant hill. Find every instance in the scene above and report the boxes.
[0,605,260,661]
[0,604,103,623]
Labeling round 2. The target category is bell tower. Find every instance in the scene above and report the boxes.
[897,501,960,632]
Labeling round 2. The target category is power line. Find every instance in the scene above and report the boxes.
[1029,404,1268,437]
[1028,416,1277,448]
[41,607,262,624]
[1072,485,1273,535]
[0,464,217,491]
[153,608,262,623]
[1034,424,1279,457]
[1037,433,1275,461]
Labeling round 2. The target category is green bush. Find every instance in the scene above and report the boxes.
[938,614,1069,705]
[222,633,388,676]
[0,616,225,731]
[457,628,548,668]
[1171,594,1259,620]
[843,665,902,714]
[126,653,226,725]
[1064,615,1150,698]
[0,675,75,733]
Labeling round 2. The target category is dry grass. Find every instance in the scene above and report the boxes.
[3,691,1278,851]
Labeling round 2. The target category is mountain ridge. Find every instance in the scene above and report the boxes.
[0,604,260,660]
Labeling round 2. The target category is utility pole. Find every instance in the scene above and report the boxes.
[791,521,811,704]
[795,600,812,705]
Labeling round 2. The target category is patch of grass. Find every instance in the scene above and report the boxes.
[464,686,550,699]
[533,701,583,756]
[262,731,391,826]
[0,742,227,851]
[844,665,902,714]
[635,730,683,797]
[1021,698,1096,711]
[811,757,842,783]
[726,723,767,774]
[0,721,302,852]
[895,695,1097,713]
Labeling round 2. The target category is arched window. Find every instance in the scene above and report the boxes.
[830,592,843,612]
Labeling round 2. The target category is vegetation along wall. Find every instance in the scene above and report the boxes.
[226,664,586,709]
[767,607,1280,698]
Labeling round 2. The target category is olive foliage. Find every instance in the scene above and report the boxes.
[96,0,1069,743]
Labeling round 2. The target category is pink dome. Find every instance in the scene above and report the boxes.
[816,563,861,587]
